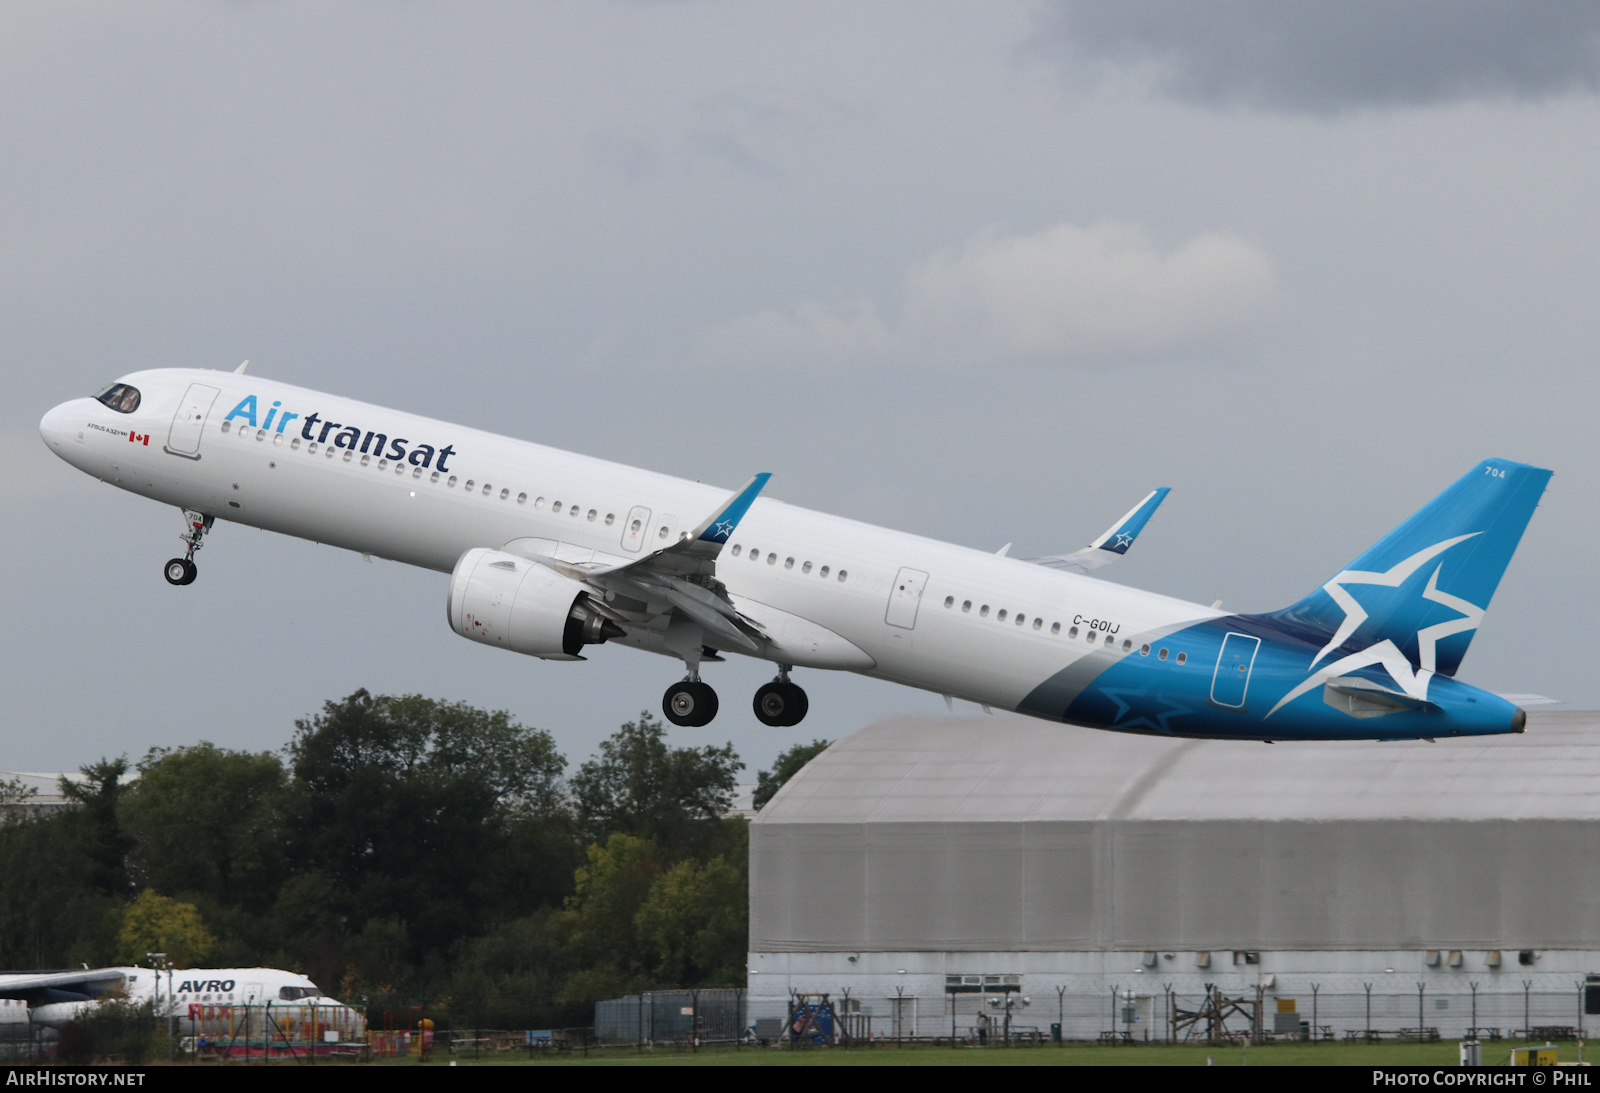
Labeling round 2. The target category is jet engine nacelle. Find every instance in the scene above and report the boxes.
[448,548,622,660]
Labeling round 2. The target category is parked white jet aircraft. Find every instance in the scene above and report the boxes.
[41,367,1549,740]
[0,965,336,1030]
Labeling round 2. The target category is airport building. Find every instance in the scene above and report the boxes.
[747,711,1600,1040]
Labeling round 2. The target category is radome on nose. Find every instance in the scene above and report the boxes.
[39,401,76,450]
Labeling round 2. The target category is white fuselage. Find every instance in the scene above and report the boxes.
[41,368,1218,713]
[4,966,341,1031]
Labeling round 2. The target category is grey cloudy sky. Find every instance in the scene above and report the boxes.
[4,2,1599,774]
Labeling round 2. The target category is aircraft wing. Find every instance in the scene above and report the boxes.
[1025,487,1171,575]
[518,473,775,655]
[0,968,128,1001]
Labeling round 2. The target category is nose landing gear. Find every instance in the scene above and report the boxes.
[162,509,211,586]
[753,667,809,727]
[663,678,720,727]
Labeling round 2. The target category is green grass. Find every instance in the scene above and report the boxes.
[361,1039,1585,1066]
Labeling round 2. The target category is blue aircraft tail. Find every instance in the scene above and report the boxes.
[1269,459,1551,677]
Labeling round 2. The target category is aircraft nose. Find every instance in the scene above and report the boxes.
[39,401,76,450]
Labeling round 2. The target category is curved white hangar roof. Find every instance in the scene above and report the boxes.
[750,711,1600,953]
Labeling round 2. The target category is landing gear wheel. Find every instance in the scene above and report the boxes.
[753,681,809,727]
[663,680,719,727]
[163,558,196,586]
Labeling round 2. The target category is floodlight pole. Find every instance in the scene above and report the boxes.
[147,953,172,1063]
[1056,985,1066,1048]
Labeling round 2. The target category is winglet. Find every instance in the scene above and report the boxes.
[690,472,772,546]
[234,360,250,374]
[1025,487,1171,574]
[1087,487,1171,555]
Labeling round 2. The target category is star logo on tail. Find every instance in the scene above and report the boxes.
[1267,534,1485,717]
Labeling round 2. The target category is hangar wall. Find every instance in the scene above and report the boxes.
[750,711,1600,954]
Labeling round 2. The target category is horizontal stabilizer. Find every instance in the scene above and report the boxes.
[1323,677,1440,717]
[1027,487,1171,574]
[1496,693,1560,706]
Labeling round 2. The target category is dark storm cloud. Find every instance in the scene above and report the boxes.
[1040,0,1600,113]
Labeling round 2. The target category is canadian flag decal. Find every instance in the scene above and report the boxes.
[130,432,149,445]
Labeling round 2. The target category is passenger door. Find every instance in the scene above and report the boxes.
[885,567,930,629]
[1210,632,1261,708]
[165,383,221,458]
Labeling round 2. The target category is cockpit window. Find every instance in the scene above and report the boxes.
[278,985,320,1001]
[93,383,141,414]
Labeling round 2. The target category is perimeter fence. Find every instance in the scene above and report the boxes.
[859,985,1599,1045]
[595,989,747,1046]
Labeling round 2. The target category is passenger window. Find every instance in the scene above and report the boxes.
[1103,635,1114,646]
[1122,639,1132,651]
[1176,652,1187,664]
[222,421,232,433]
[448,476,457,487]
[501,488,510,500]
[731,545,742,556]
[535,496,545,508]
[980,605,990,617]
[1016,615,1026,627]
[944,596,954,608]
[1068,626,1078,638]
[659,526,669,538]
[274,433,283,447]
[587,509,597,521]
[819,566,830,578]
[1033,618,1043,630]
[94,384,142,413]
[517,492,527,504]
[838,569,848,582]
[466,479,476,490]
[767,553,777,565]
[997,609,1007,621]
[342,450,353,462]
[291,437,300,450]
[605,513,615,526]
[361,455,370,467]
[308,441,318,453]
[483,483,493,496]
[751,550,761,562]
[377,458,387,469]
[413,467,421,478]
[431,471,440,483]
[572,506,581,517]
[552,501,562,512]
[802,561,812,573]
[1051,622,1060,634]
[962,600,972,612]
[1140,644,1150,656]
[1158,648,1169,660]
[785,557,794,569]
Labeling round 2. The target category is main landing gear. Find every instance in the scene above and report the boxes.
[753,666,808,728]
[163,509,211,586]
[663,678,720,728]
[660,667,810,728]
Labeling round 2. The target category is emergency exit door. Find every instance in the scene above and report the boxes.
[885,567,930,629]
[1210,632,1261,708]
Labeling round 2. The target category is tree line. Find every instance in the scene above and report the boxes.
[0,690,829,1029]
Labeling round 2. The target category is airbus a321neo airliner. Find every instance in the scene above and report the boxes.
[41,366,1550,741]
